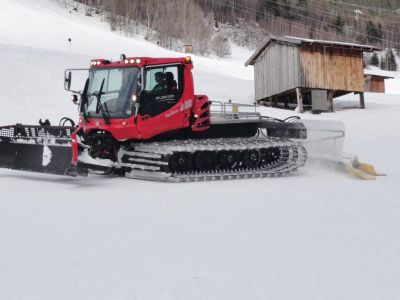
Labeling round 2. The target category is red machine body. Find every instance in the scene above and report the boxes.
[77,56,210,141]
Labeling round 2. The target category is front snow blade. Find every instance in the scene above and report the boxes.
[0,142,73,175]
[0,124,75,175]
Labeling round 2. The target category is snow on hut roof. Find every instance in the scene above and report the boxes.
[364,69,396,79]
[245,35,381,66]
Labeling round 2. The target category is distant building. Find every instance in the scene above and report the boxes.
[178,44,193,54]
[364,70,394,93]
[245,36,380,112]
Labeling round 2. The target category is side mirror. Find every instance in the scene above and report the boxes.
[64,68,90,94]
[65,71,72,90]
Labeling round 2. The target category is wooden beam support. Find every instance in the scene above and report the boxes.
[272,96,278,108]
[267,96,272,107]
[359,92,365,109]
[296,88,304,113]
[327,90,334,112]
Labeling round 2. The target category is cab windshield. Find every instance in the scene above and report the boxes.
[85,67,139,118]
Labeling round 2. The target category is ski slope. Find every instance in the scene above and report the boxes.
[1,0,400,299]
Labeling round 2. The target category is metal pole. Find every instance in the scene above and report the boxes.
[68,38,72,54]
[359,92,365,109]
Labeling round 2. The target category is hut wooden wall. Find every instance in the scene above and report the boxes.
[254,42,300,100]
[299,45,364,92]
[368,76,385,93]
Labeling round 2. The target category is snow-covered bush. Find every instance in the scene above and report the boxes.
[211,33,231,57]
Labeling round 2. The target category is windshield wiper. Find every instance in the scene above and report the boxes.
[95,78,111,125]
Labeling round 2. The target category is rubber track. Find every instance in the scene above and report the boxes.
[118,137,307,182]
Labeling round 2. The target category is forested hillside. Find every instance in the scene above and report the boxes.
[197,0,400,47]
[69,0,399,63]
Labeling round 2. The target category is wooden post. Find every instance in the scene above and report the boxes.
[359,92,365,109]
[272,96,277,108]
[327,90,334,112]
[267,97,272,107]
[296,88,304,113]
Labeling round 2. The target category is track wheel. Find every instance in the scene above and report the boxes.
[194,151,217,172]
[260,147,281,166]
[243,149,261,168]
[87,132,118,161]
[168,152,192,173]
[217,150,240,170]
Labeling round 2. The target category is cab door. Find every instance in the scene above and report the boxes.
[136,64,186,139]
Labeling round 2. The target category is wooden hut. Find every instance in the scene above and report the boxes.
[364,70,394,93]
[245,36,380,112]
[178,44,193,54]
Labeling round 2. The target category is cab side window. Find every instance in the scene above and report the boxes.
[144,67,165,92]
[140,64,184,116]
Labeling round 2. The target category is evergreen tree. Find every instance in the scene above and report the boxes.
[380,57,386,69]
[331,15,344,33]
[369,52,379,67]
[380,49,398,71]
[386,49,398,71]
[366,20,382,44]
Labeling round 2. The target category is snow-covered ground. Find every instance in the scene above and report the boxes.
[1,0,400,299]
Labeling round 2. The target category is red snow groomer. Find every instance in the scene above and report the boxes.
[1,55,377,181]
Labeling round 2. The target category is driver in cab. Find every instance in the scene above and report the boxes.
[152,72,166,92]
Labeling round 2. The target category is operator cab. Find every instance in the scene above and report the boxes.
[140,64,184,116]
[65,58,186,121]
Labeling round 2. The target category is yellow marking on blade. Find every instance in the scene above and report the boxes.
[358,162,386,176]
[343,161,376,180]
